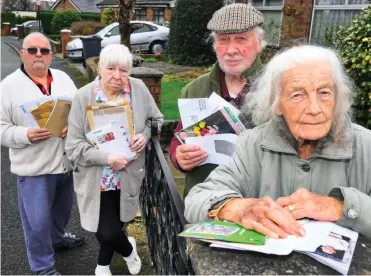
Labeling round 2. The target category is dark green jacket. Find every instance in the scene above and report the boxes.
[181,55,263,197]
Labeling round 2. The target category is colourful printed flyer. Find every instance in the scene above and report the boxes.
[179,221,266,245]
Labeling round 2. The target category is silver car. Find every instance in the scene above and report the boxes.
[11,20,42,35]
[66,21,169,59]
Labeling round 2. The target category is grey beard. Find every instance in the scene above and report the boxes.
[218,62,245,77]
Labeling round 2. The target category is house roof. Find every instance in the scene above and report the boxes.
[96,0,173,8]
[51,0,101,13]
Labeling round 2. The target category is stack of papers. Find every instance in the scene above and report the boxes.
[86,122,136,160]
[180,220,358,275]
[177,93,247,165]
[86,101,136,159]
[20,96,72,137]
[179,221,266,245]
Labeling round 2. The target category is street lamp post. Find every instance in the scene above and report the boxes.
[36,0,42,32]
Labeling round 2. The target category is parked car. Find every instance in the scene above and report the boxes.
[66,21,169,59]
[10,20,42,35]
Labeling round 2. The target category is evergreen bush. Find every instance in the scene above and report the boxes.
[166,0,224,66]
[337,6,371,128]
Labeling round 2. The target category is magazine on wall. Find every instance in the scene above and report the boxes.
[298,225,358,275]
[175,106,246,144]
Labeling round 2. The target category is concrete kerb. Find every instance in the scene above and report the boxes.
[3,41,21,56]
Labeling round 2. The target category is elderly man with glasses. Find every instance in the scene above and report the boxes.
[168,3,265,198]
[1,32,84,275]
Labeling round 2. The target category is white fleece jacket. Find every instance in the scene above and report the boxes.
[1,68,77,176]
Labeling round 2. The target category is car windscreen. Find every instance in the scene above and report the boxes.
[95,24,117,38]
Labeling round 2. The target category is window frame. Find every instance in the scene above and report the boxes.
[134,8,147,21]
[309,0,369,42]
[153,8,165,22]
[252,0,284,46]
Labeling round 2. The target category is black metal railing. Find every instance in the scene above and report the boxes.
[139,133,194,274]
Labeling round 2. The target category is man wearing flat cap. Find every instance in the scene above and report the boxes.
[168,3,265,197]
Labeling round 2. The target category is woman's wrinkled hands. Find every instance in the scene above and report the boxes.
[108,154,131,170]
[130,133,147,153]
[218,197,306,239]
[277,188,344,222]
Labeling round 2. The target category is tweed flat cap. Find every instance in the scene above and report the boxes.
[207,3,264,34]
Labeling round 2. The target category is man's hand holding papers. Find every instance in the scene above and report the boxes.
[175,144,208,171]
[27,127,52,143]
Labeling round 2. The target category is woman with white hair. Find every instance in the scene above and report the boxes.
[184,45,371,241]
[66,44,163,275]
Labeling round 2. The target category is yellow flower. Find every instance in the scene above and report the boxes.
[199,121,206,128]
[193,126,201,135]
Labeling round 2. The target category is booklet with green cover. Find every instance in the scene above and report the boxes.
[179,221,266,245]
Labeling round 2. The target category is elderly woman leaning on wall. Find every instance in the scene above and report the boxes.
[184,45,371,241]
[65,44,164,276]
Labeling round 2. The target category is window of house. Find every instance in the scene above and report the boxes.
[134,8,147,21]
[251,0,284,46]
[309,0,369,43]
[153,8,165,22]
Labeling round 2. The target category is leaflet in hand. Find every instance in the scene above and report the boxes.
[20,96,72,137]
[175,106,246,144]
[86,122,136,160]
[185,134,237,165]
[86,101,134,143]
[179,220,266,245]
[178,92,241,129]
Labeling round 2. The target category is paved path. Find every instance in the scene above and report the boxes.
[1,36,101,275]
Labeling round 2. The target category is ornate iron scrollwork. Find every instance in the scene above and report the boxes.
[140,134,194,275]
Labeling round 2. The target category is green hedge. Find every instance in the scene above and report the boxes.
[80,13,101,21]
[337,6,371,128]
[1,13,16,27]
[40,11,56,34]
[166,0,224,66]
[15,15,37,25]
[40,11,100,35]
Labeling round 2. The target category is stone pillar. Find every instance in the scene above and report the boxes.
[17,24,25,39]
[279,0,314,47]
[60,29,71,59]
[2,23,10,35]
[130,67,163,109]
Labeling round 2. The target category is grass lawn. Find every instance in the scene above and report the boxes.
[160,69,206,120]
[161,80,189,120]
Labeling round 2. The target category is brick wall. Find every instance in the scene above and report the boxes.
[53,0,79,12]
[279,0,313,47]
[164,8,171,22]
[147,8,154,21]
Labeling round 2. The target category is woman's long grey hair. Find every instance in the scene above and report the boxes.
[243,45,354,143]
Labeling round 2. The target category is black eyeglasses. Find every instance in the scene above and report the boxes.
[23,47,51,55]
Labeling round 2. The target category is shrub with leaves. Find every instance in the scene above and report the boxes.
[70,20,104,35]
[51,11,81,33]
[166,0,224,66]
[337,6,371,128]
[101,8,118,26]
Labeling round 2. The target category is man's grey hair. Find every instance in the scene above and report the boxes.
[209,26,267,51]
[243,45,354,143]
[98,44,132,73]
[22,32,51,49]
